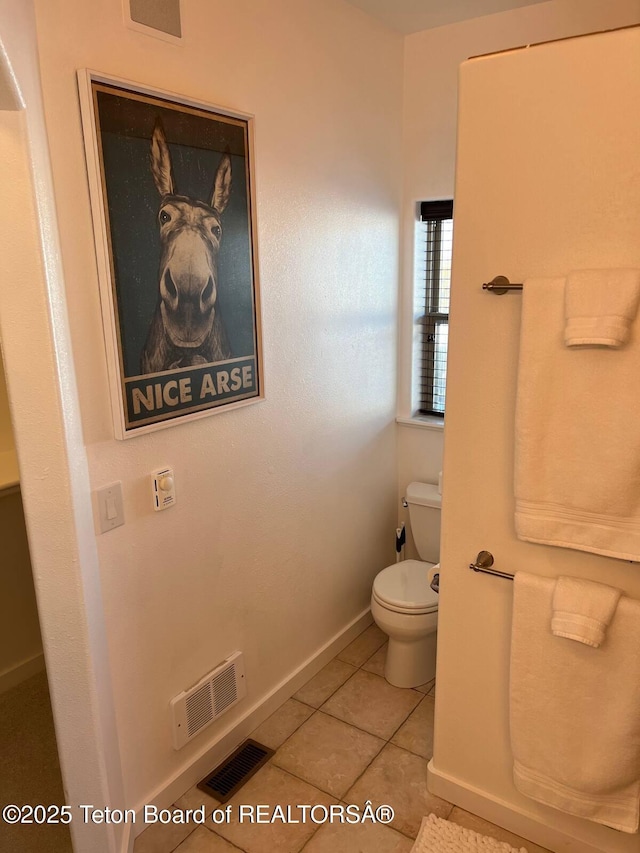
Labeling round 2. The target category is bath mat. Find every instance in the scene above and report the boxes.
[411,813,528,852]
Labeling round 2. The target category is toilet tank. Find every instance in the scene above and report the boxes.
[405,482,441,563]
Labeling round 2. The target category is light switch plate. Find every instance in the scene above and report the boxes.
[97,482,124,533]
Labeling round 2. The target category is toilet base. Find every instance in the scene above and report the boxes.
[384,632,437,689]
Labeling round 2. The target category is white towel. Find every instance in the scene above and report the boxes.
[510,572,640,833]
[564,268,640,348]
[551,576,621,648]
[514,277,640,561]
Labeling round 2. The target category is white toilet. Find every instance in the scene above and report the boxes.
[371,482,441,688]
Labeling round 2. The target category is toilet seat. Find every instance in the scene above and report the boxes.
[372,559,439,615]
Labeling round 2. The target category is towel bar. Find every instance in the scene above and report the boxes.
[482,275,523,294]
[469,550,514,580]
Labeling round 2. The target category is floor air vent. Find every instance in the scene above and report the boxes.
[171,652,246,750]
[198,739,273,803]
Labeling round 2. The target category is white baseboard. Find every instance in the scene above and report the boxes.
[0,652,45,695]
[427,760,617,853]
[126,608,373,848]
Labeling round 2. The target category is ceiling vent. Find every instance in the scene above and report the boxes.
[128,0,182,39]
[171,652,246,750]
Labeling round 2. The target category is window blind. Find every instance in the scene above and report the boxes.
[417,200,453,416]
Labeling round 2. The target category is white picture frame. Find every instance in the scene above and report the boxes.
[78,70,264,439]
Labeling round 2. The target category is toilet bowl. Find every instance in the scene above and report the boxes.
[371,481,441,688]
[371,559,439,688]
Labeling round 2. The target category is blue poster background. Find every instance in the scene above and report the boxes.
[94,86,259,428]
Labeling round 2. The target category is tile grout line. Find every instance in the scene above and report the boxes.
[269,723,387,802]
[269,636,435,803]
[165,628,434,852]
[192,632,390,848]
[172,764,329,853]
[316,703,413,745]
[167,824,198,853]
[316,669,424,743]
[293,665,360,712]
[386,693,429,744]
[321,638,445,841]
[191,823,248,853]
[332,736,454,843]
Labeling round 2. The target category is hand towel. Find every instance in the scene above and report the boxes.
[564,268,640,347]
[514,277,640,561]
[551,576,621,648]
[510,572,640,833]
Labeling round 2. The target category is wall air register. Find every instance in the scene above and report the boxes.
[170,652,246,750]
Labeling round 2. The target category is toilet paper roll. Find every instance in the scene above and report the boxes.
[427,563,440,586]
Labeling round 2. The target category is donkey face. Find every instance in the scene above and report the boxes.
[149,121,232,349]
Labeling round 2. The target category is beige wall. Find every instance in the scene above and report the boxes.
[397,0,640,531]
[436,25,640,852]
[4,0,637,842]
[0,3,128,849]
[30,0,403,812]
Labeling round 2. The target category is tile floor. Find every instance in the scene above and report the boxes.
[135,624,552,853]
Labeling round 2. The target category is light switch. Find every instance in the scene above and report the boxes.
[106,497,117,520]
[97,482,124,533]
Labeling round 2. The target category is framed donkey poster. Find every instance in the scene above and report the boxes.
[78,71,263,438]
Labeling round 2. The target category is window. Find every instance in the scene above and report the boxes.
[415,200,453,416]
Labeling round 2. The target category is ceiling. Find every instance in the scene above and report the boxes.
[343,0,550,34]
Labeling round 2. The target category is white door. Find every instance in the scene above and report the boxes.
[430,25,640,853]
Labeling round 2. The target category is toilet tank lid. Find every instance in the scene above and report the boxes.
[405,481,441,508]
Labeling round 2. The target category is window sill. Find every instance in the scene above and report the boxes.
[396,415,444,432]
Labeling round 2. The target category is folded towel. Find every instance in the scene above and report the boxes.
[551,576,621,648]
[510,572,640,832]
[564,268,640,347]
[514,277,640,561]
